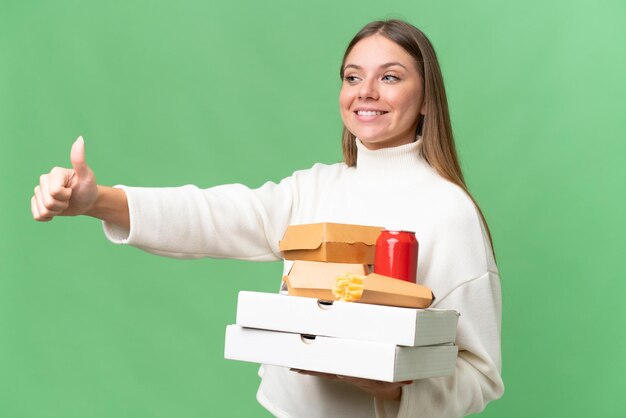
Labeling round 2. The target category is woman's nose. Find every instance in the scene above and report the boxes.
[358,78,379,100]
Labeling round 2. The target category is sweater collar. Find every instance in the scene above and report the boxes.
[354,137,431,175]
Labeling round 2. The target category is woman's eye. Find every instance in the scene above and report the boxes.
[343,75,360,84]
[382,75,400,82]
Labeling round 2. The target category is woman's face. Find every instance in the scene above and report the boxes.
[340,35,425,150]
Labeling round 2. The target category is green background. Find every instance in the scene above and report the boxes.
[2,0,625,416]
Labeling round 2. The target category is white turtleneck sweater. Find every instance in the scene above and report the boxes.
[104,139,504,418]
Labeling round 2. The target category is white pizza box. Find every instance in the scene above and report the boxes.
[224,325,458,382]
[235,291,459,347]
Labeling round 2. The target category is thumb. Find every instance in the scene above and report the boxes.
[70,136,91,177]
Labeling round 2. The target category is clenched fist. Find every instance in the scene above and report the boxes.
[31,136,98,221]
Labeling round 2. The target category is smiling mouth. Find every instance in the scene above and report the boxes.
[355,110,388,116]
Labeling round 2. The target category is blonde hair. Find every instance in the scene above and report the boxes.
[340,20,494,249]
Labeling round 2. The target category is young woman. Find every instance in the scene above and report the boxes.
[31,19,504,418]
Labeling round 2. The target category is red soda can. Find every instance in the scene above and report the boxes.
[374,230,418,283]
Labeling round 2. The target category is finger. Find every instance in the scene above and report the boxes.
[70,136,90,178]
[40,174,70,212]
[334,375,365,385]
[47,168,73,201]
[290,369,339,380]
[31,195,40,219]
[336,375,412,387]
[31,195,51,222]
[34,185,60,219]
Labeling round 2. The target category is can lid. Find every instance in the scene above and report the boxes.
[382,229,416,235]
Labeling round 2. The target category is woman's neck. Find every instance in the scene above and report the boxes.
[354,137,430,176]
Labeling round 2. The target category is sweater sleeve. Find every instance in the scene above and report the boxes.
[102,175,299,261]
[376,271,504,418]
[375,201,504,418]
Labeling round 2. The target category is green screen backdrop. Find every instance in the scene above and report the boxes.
[2,0,625,417]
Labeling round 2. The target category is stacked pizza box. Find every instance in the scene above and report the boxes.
[224,223,460,382]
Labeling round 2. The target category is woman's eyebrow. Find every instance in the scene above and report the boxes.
[343,62,408,71]
[380,62,408,70]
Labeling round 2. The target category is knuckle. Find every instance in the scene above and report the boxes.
[51,166,67,177]
[49,187,63,199]
[43,195,55,210]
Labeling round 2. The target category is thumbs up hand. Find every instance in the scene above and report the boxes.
[32,136,98,221]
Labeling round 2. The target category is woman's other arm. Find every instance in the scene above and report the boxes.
[375,197,504,418]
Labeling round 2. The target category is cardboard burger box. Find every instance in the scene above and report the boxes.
[279,223,383,264]
[235,291,459,347]
[283,260,371,301]
[224,325,458,382]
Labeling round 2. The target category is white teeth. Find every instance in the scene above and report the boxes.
[357,110,385,116]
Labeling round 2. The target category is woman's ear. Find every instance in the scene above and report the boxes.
[420,104,427,115]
